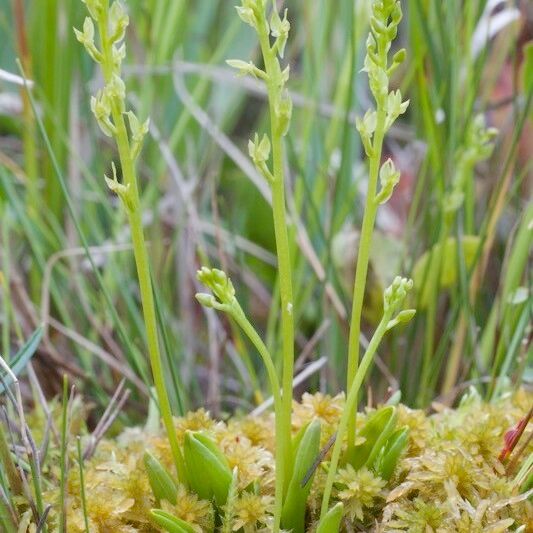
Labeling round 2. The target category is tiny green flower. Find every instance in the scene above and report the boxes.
[111,43,126,71]
[108,1,129,44]
[104,162,134,211]
[356,109,377,156]
[126,111,150,161]
[375,158,400,205]
[248,133,273,182]
[74,17,102,63]
[248,133,271,164]
[385,90,409,131]
[90,90,115,137]
[226,59,266,79]
[107,73,126,109]
[276,93,292,137]
[270,9,290,58]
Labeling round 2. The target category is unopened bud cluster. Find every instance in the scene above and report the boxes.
[383,276,415,331]
[196,267,241,316]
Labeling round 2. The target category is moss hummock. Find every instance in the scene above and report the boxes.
[30,389,532,532]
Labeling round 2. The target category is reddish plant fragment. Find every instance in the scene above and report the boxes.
[498,406,532,462]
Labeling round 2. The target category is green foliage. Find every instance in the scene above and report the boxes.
[316,502,344,533]
[281,419,321,532]
[150,509,197,533]
[349,406,397,469]
[183,431,233,506]
[0,326,42,393]
[374,426,409,481]
[144,451,178,505]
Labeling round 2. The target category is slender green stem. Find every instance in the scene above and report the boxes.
[231,309,287,531]
[0,422,23,498]
[346,106,386,453]
[96,11,185,481]
[76,437,90,533]
[321,311,391,519]
[0,495,16,533]
[59,376,69,532]
[256,7,294,502]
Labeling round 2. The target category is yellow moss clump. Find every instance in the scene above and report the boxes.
[35,390,532,532]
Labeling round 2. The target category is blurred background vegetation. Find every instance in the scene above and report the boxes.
[0,0,531,426]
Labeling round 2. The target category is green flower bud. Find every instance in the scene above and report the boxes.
[235,5,256,27]
[81,0,104,20]
[194,293,219,310]
[385,308,416,331]
[375,158,400,205]
[388,48,406,76]
[235,0,266,27]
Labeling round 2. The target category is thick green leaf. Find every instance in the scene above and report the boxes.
[374,427,409,480]
[412,236,480,308]
[350,406,397,470]
[150,509,197,533]
[184,431,232,505]
[281,419,321,533]
[317,502,344,533]
[0,326,43,393]
[144,451,178,505]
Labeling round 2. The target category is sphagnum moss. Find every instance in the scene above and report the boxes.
[42,389,532,531]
